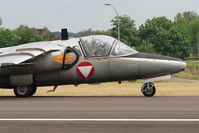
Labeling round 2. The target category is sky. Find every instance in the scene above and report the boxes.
[0,0,199,32]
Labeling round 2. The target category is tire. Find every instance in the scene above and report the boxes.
[14,86,32,97]
[141,83,156,97]
[29,86,37,96]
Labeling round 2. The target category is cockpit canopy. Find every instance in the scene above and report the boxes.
[80,35,137,57]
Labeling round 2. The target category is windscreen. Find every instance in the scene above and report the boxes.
[111,41,137,56]
[80,36,115,57]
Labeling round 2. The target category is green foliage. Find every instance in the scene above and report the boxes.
[175,11,199,26]
[111,15,138,47]
[176,60,199,79]
[0,28,18,47]
[78,28,95,37]
[0,25,58,48]
[138,17,192,59]
[175,11,199,58]
[136,40,155,53]
[0,12,198,60]
[78,28,111,37]
[95,30,111,36]
[38,27,59,41]
[13,25,44,44]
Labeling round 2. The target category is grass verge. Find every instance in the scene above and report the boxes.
[0,82,199,96]
[176,60,199,79]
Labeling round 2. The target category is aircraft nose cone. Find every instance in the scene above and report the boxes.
[171,60,186,73]
[125,53,187,77]
[179,61,186,70]
[148,55,187,74]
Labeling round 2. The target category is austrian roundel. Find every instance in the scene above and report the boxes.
[76,62,95,79]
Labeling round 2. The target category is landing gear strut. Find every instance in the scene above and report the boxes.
[14,85,37,97]
[141,82,156,97]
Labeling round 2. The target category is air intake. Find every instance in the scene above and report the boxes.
[61,28,69,40]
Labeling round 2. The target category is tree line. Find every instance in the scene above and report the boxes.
[0,11,199,59]
[78,11,199,59]
[0,24,58,48]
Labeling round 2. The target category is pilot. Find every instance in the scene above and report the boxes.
[89,38,111,56]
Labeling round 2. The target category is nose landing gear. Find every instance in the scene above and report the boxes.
[141,82,156,97]
[140,75,172,97]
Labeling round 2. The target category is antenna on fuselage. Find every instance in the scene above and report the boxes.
[61,28,69,40]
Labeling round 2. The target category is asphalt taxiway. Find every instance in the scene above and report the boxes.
[0,97,199,133]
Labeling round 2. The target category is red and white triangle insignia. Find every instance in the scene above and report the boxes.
[76,62,94,79]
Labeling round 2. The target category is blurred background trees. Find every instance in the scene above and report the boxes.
[175,11,199,58]
[111,15,139,47]
[13,25,44,44]
[138,17,191,59]
[1,11,199,59]
[0,28,18,48]
[0,23,58,47]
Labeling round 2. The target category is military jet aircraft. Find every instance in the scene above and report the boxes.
[0,29,186,97]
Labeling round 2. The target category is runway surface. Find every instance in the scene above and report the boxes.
[0,96,199,133]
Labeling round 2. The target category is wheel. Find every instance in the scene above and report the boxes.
[141,82,156,97]
[29,86,37,96]
[14,86,32,97]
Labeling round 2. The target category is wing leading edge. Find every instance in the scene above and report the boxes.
[0,41,60,67]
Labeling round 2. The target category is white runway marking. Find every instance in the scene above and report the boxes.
[0,119,199,122]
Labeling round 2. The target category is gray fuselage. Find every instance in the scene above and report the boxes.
[0,35,186,88]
